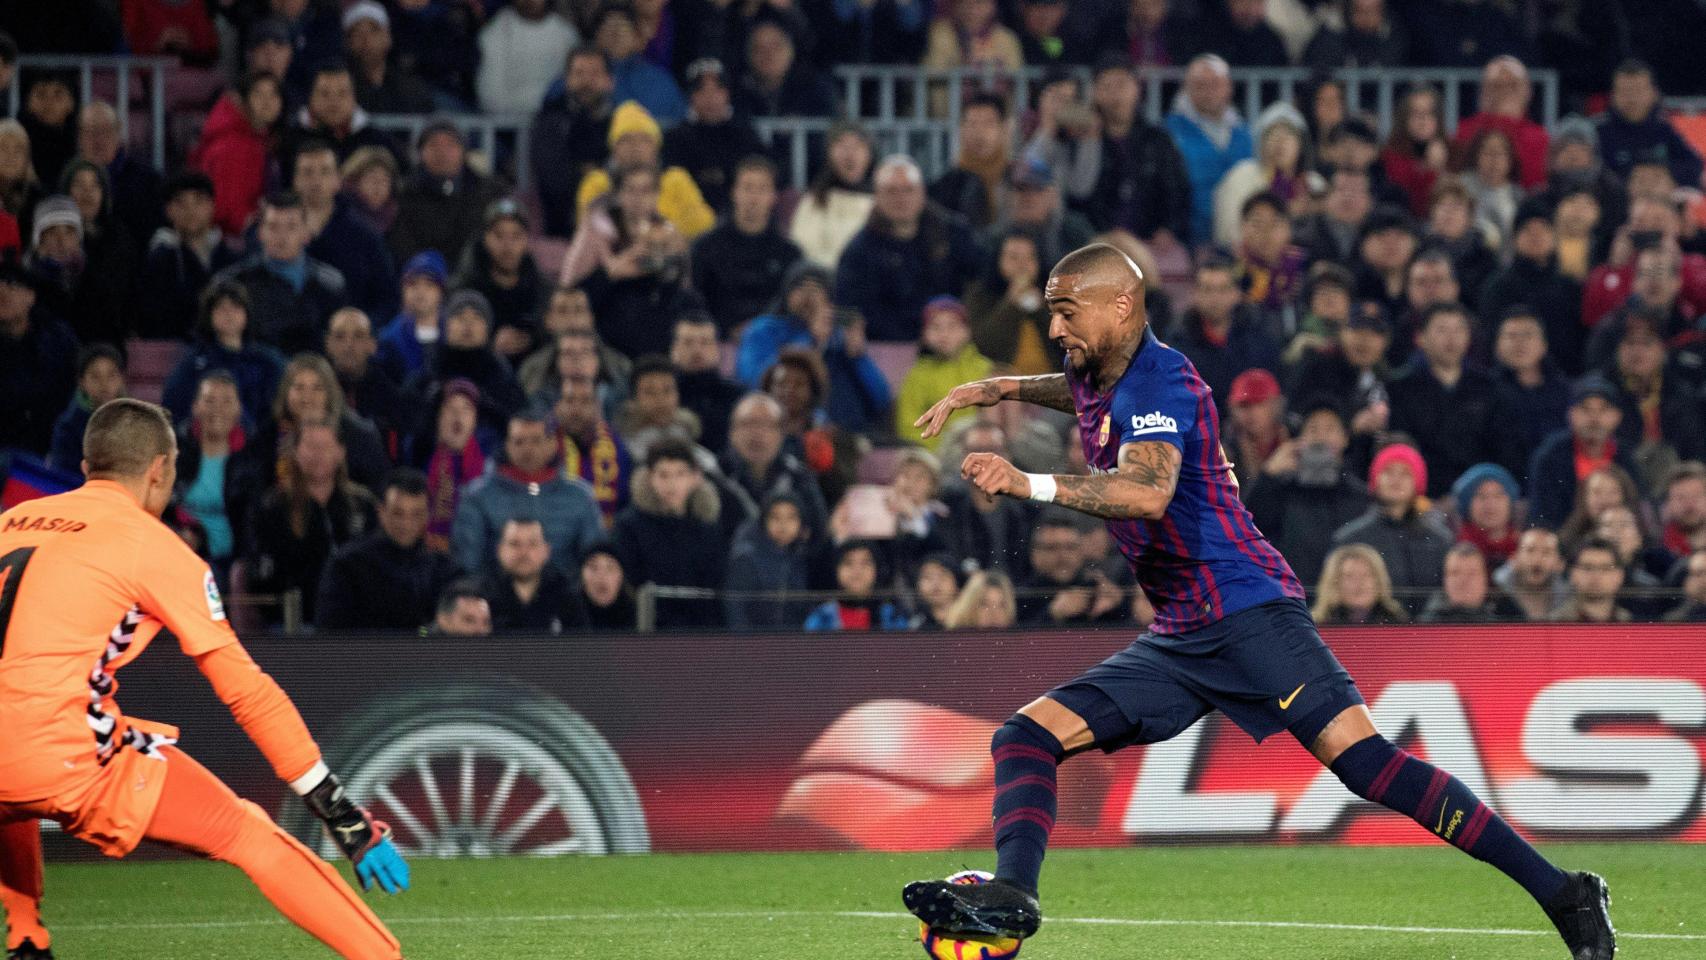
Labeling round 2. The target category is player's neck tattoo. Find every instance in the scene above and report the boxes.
[1093,323,1145,392]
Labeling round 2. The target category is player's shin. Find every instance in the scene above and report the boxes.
[0,819,48,953]
[990,715,1065,894]
[1329,734,1567,904]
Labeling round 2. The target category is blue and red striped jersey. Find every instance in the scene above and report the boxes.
[1067,326,1305,634]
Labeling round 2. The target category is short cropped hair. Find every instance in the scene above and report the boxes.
[1445,541,1487,565]
[83,398,174,477]
[262,190,305,216]
[198,368,240,395]
[1419,301,1471,331]
[1572,536,1620,566]
[734,154,778,186]
[963,91,1008,121]
[383,467,429,499]
[292,137,338,169]
[162,171,215,203]
[631,354,677,385]
[76,343,124,378]
[436,577,487,616]
[645,438,698,471]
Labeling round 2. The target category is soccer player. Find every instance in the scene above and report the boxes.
[0,400,409,960]
[901,244,1614,960]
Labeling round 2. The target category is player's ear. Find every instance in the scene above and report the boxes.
[80,458,91,479]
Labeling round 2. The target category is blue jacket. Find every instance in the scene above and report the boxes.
[803,599,911,631]
[160,340,288,427]
[833,210,984,342]
[735,312,811,387]
[47,394,93,473]
[1596,110,1705,188]
[1164,112,1253,247]
[723,520,817,629]
[376,313,439,383]
[734,312,892,432]
[309,198,398,319]
[451,467,604,578]
[611,55,685,124]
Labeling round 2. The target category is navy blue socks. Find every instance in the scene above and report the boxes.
[990,715,1064,894]
[1330,734,1567,904]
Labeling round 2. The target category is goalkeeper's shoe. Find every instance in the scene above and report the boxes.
[7,938,53,960]
[1542,871,1615,960]
[903,877,1041,939]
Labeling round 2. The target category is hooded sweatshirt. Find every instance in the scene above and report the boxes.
[189,94,273,235]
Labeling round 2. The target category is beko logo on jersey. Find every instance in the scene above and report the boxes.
[1130,412,1179,436]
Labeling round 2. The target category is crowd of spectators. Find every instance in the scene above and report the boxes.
[3,1,1706,635]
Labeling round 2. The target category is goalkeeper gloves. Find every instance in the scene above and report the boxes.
[302,771,412,894]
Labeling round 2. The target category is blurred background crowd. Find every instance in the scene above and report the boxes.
[2,0,1706,635]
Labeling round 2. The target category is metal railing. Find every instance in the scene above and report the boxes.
[11,55,176,170]
[229,589,305,635]
[630,582,1691,633]
[832,64,1561,138]
[4,54,1567,203]
[753,116,956,189]
[367,112,533,188]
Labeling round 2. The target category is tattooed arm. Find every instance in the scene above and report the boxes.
[914,375,1074,439]
[1052,442,1182,520]
[961,442,1182,520]
[1010,374,1075,413]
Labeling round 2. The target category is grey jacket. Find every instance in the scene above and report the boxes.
[1330,506,1454,598]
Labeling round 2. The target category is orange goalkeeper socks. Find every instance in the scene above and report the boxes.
[145,748,403,960]
[0,817,48,951]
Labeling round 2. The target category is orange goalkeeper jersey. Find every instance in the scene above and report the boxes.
[0,480,319,804]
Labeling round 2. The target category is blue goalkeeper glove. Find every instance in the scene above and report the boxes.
[302,772,412,894]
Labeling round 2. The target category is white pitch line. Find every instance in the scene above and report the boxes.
[48,909,1704,941]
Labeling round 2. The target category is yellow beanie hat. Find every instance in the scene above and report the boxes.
[608,101,662,147]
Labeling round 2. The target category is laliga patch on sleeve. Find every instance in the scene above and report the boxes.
[204,569,227,621]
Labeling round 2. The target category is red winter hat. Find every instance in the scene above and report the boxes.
[1368,443,1426,497]
[1228,368,1281,406]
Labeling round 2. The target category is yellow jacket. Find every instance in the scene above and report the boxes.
[575,166,716,240]
[895,344,994,451]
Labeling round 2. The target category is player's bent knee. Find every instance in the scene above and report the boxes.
[1300,703,1379,766]
[992,714,1067,761]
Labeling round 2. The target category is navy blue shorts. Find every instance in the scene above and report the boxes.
[1045,597,1363,749]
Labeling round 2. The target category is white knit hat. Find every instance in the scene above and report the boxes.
[30,195,83,250]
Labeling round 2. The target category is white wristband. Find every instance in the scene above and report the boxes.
[289,760,331,796]
[1026,473,1058,503]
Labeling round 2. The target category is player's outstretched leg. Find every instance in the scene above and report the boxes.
[903,713,1058,939]
[1326,731,1614,960]
[0,818,52,959]
[145,749,403,960]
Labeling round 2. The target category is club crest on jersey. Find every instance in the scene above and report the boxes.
[1097,413,1111,447]
[1130,411,1179,436]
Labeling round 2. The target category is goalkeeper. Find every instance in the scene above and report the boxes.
[0,399,408,960]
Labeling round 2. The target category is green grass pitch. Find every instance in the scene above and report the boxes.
[38,843,1701,958]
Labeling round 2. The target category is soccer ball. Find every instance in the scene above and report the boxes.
[917,871,1023,960]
